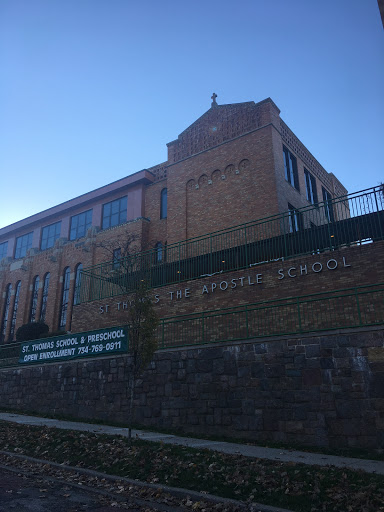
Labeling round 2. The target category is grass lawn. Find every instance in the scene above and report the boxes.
[0,421,383,512]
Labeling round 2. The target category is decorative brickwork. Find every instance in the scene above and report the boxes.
[147,162,168,181]
[280,120,335,192]
[167,102,260,163]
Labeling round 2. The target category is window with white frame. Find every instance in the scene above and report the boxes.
[283,146,299,190]
[304,169,318,205]
[288,203,302,232]
[322,187,335,222]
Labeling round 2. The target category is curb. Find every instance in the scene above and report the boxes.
[0,450,293,512]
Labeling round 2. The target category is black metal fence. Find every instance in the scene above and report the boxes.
[77,186,383,303]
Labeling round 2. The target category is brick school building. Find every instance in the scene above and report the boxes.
[0,94,382,342]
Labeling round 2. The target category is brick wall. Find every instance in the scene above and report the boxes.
[72,241,384,332]
[1,326,383,449]
[0,219,148,339]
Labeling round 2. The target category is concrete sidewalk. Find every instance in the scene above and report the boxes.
[1,412,383,475]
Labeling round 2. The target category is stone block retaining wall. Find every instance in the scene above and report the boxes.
[1,326,383,449]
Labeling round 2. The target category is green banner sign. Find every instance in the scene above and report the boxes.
[19,326,128,365]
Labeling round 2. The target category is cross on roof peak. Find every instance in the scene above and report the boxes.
[211,92,218,107]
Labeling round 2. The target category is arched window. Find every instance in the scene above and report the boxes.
[29,276,40,322]
[155,242,163,263]
[74,263,83,305]
[0,284,12,343]
[59,267,71,331]
[39,273,50,323]
[160,188,167,219]
[9,281,21,341]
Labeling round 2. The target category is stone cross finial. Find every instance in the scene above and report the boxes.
[211,92,218,107]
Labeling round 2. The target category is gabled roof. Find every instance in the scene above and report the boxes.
[167,97,279,147]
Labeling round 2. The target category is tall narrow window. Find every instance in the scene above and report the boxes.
[41,221,61,250]
[40,273,50,323]
[29,276,40,322]
[0,284,12,343]
[155,242,163,262]
[59,267,71,331]
[304,169,318,205]
[160,188,167,219]
[113,248,121,269]
[283,146,299,191]
[288,204,302,233]
[9,281,21,341]
[102,197,127,229]
[15,232,33,259]
[322,187,335,222]
[0,241,8,260]
[73,264,83,305]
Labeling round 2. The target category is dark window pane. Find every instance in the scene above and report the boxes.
[0,242,8,260]
[304,169,318,204]
[288,203,302,232]
[102,197,127,230]
[15,232,33,259]
[70,210,93,240]
[59,267,71,330]
[0,284,12,342]
[160,188,167,219]
[41,221,61,250]
[40,272,50,323]
[74,264,83,305]
[283,146,299,191]
[29,275,40,322]
[9,281,21,340]
[322,188,335,222]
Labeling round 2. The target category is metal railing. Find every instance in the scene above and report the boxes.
[1,283,383,368]
[156,283,384,349]
[0,341,22,368]
[75,186,384,303]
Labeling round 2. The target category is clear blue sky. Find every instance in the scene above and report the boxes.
[0,0,383,229]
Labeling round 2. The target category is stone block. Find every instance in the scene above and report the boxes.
[302,369,322,387]
[265,364,284,378]
[233,416,249,431]
[285,421,304,433]
[253,343,267,354]
[320,358,335,369]
[294,354,306,365]
[251,362,265,378]
[286,369,301,377]
[213,359,225,374]
[237,365,251,378]
[368,347,384,362]
[336,399,369,419]
[320,337,338,349]
[305,345,321,358]
[156,360,172,374]
[370,373,384,398]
